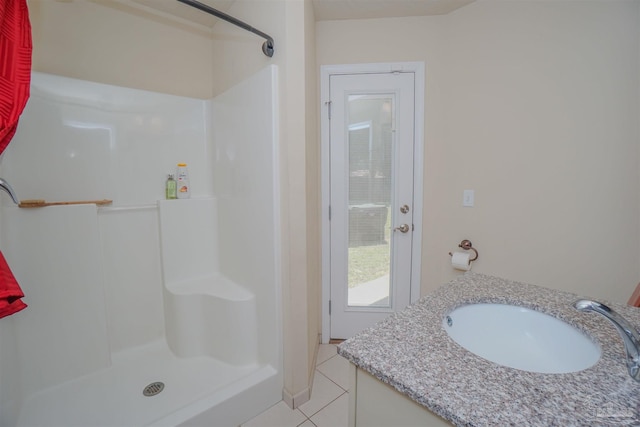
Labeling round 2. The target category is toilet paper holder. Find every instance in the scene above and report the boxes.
[448,239,479,262]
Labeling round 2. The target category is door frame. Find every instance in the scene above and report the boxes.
[320,62,425,343]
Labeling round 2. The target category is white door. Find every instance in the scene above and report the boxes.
[327,70,418,339]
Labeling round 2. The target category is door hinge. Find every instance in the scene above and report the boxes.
[329,300,332,315]
[326,100,332,120]
[328,205,331,220]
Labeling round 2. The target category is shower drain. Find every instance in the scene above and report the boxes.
[142,381,165,397]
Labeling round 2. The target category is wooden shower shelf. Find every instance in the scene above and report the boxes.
[18,199,113,208]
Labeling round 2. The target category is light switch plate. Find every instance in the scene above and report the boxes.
[463,189,474,207]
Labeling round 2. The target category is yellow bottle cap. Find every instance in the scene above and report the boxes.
[177,163,187,167]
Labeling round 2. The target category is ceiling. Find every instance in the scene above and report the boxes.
[123,0,476,28]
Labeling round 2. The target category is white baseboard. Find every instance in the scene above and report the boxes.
[282,386,310,409]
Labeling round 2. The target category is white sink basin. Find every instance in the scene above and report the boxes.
[443,303,601,373]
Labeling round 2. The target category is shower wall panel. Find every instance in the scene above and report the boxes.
[210,65,280,365]
[0,72,216,423]
[98,208,164,352]
[0,66,282,426]
[1,205,110,397]
[2,72,213,205]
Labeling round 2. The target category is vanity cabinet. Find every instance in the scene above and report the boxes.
[348,364,453,427]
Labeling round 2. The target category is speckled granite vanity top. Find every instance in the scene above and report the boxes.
[338,273,640,426]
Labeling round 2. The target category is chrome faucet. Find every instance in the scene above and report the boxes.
[574,299,640,381]
[0,178,18,204]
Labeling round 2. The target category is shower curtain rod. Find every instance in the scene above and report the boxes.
[177,0,275,57]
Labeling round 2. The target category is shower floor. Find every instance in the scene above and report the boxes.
[17,339,273,426]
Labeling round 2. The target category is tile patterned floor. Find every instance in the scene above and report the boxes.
[241,344,349,427]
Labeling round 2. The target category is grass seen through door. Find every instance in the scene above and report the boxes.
[348,206,391,287]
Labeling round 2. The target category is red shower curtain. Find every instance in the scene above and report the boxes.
[0,0,32,319]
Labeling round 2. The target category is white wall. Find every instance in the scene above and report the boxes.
[304,0,320,390]
[442,0,639,300]
[317,0,640,303]
[28,0,215,98]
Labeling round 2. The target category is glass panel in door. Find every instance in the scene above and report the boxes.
[347,95,393,308]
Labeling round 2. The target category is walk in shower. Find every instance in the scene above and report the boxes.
[0,65,281,426]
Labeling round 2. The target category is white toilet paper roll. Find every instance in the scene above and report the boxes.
[451,251,471,271]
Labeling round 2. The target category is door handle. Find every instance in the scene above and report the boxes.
[394,224,410,233]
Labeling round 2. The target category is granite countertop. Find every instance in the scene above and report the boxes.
[338,273,640,426]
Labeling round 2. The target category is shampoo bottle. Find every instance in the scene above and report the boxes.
[176,163,190,199]
[165,174,177,200]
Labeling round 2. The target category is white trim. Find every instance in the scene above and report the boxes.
[282,386,310,409]
[411,63,425,306]
[320,66,332,344]
[320,62,425,343]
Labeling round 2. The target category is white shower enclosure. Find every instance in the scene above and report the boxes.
[0,65,281,426]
